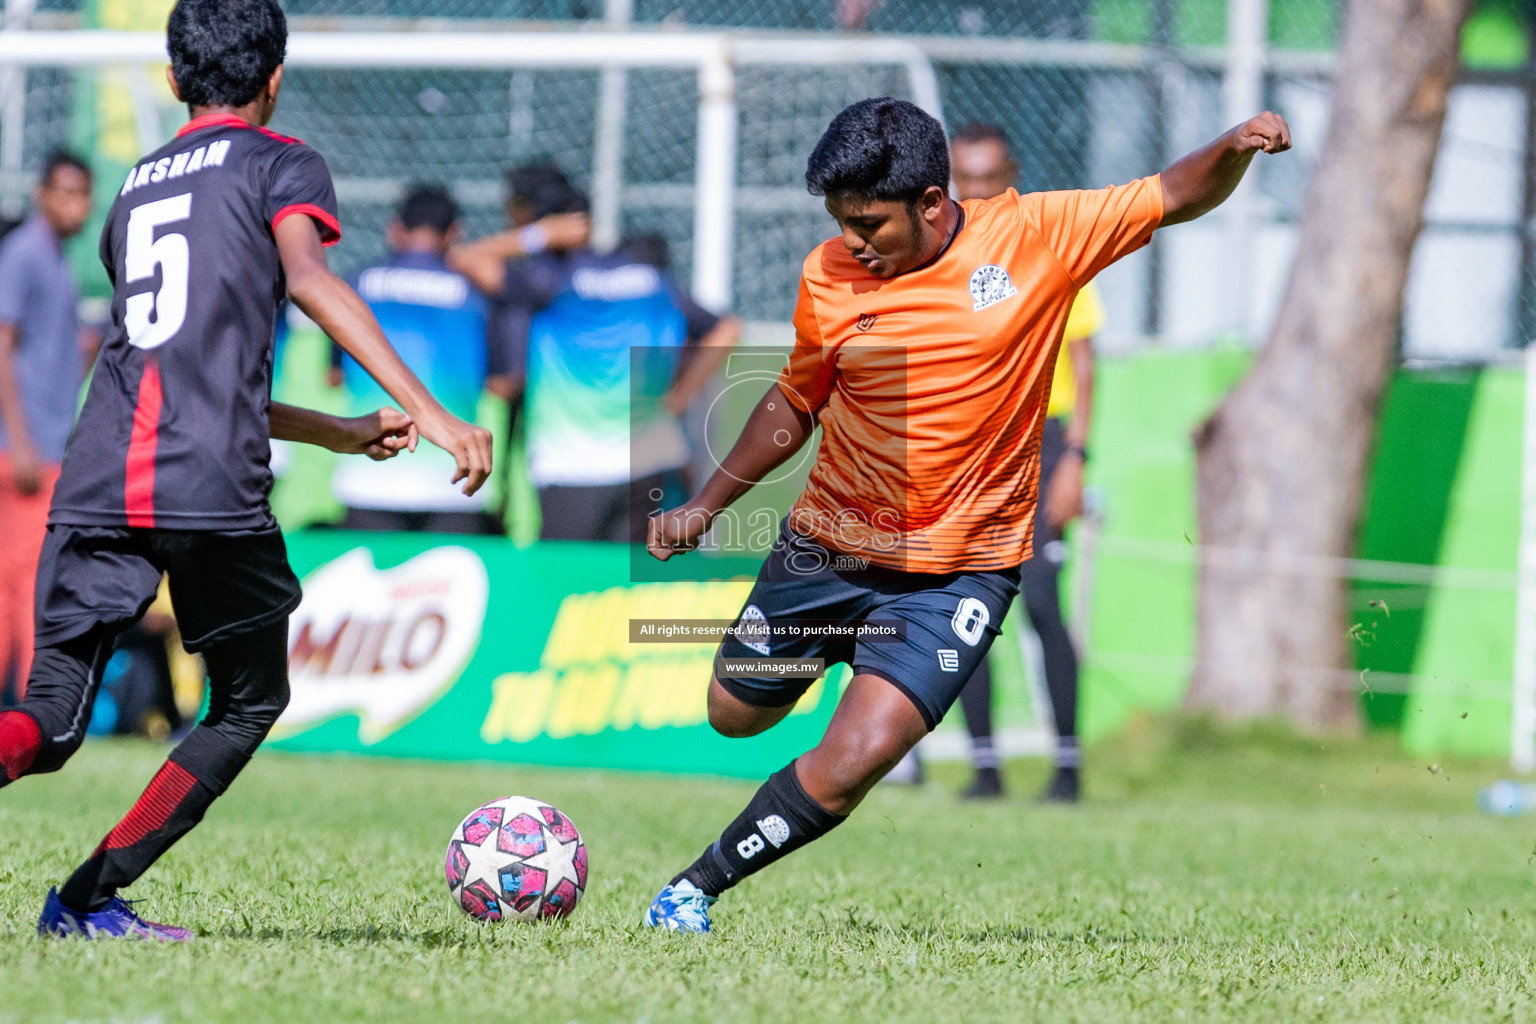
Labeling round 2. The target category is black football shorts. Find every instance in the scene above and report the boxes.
[33,524,302,652]
[714,522,1021,729]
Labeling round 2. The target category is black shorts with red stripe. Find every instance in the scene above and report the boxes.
[33,524,301,653]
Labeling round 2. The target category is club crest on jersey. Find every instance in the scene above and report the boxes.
[856,312,878,332]
[969,264,1019,312]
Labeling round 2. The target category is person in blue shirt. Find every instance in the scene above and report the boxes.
[453,165,739,543]
[328,184,501,534]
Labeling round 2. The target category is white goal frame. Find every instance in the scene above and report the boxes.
[0,28,944,315]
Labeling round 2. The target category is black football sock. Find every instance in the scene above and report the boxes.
[59,624,288,913]
[672,761,846,897]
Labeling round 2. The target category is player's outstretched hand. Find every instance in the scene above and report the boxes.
[417,409,494,496]
[1235,111,1290,156]
[648,505,713,561]
[327,408,418,461]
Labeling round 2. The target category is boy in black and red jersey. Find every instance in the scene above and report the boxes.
[0,0,493,941]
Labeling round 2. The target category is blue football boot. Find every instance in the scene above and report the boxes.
[37,887,193,941]
[644,879,717,933]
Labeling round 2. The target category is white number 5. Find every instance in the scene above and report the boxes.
[124,193,192,350]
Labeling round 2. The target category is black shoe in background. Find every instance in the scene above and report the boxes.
[961,766,1004,800]
[1039,767,1080,804]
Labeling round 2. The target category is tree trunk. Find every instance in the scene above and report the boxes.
[1187,0,1472,728]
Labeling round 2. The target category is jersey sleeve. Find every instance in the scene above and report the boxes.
[776,274,835,416]
[0,236,32,327]
[666,278,723,342]
[1018,175,1163,286]
[266,145,341,247]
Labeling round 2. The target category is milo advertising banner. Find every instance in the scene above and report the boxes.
[267,532,846,778]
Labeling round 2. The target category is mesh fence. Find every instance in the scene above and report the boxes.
[17,0,1341,44]
[0,0,1528,358]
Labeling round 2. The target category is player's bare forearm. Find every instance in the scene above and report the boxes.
[1159,112,1291,226]
[666,316,741,414]
[276,215,495,493]
[696,383,813,513]
[649,383,814,560]
[0,322,43,491]
[269,403,416,460]
[278,243,441,422]
[449,212,591,297]
[0,324,34,456]
[447,235,516,296]
[1066,336,1094,451]
[268,402,335,446]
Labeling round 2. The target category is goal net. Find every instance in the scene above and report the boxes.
[0,30,939,321]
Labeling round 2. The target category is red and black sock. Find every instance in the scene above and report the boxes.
[55,623,289,913]
[58,727,252,913]
[59,759,215,913]
[0,710,41,787]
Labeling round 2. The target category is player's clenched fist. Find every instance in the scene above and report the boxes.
[1234,111,1290,155]
[648,505,713,561]
[332,407,418,461]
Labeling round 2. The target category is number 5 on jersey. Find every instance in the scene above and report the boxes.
[125,193,192,350]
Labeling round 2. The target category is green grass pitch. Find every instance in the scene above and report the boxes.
[1,719,1534,1023]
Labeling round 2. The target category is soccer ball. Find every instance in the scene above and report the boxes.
[444,796,588,922]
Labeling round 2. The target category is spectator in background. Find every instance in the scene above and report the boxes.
[453,163,740,542]
[327,183,500,534]
[835,0,883,30]
[0,150,93,703]
[455,161,592,533]
[620,230,741,503]
[951,123,1099,802]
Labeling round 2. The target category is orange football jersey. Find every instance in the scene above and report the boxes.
[777,175,1163,573]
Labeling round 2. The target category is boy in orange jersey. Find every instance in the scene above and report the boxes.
[643,98,1289,932]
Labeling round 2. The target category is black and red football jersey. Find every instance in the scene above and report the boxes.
[50,113,341,531]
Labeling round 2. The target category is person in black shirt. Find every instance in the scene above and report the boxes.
[0,0,493,941]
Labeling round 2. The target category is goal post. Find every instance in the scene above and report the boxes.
[0,28,944,314]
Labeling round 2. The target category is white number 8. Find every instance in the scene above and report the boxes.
[951,597,990,647]
[124,193,192,350]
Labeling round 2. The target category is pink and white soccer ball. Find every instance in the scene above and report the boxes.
[444,796,588,922]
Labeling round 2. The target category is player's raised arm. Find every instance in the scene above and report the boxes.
[648,383,814,561]
[449,212,590,296]
[268,402,417,461]
[1160,111,1291,226]
[274,214,494,495]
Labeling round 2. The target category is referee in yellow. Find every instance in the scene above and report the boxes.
[950,123,1099,802]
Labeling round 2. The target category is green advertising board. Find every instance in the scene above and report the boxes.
[267,352,1525,766]
[268,532,852,778]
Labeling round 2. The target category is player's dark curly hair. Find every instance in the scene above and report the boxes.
[805,98,949,204]
[398,183,459,234]
[506,160,590,219]
[167,0,288,110]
